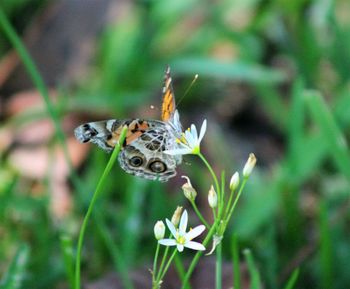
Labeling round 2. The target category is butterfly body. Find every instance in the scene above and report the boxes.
[74,67,183,182]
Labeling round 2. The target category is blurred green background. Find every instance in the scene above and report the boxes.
[1,0,350,288]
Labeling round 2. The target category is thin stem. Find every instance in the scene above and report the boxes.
[158,249,177,281]
[212,207,217,221]
[181,217,221,289]
[216,243,222,289]
[198,153,221,199]
[198,153,226,223]
[224,178,248,228]
[182,177,246,289]
[220,171,225,210]
[153,243,160,284]
[190,200,210,229]
[156,233,171,281]
[174,255,191,289]
[74,126,128,289]
[224,189,236,220]
[232,234,241,289]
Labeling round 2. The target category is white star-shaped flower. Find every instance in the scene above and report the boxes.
[164,119,207,156]
[158,210,206,252]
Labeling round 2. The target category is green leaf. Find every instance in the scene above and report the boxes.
[283,268,300,289]
[172,57,286,84]
[0,244,30,289]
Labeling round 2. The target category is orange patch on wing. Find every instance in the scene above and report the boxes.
[106,120,150,147]
[161,89,175,121]
[161,67,175,121]
[106,133,121,147]
[125,120,150,145]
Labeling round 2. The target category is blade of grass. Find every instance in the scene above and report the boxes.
[287,78,305,180]
[0,8,83,192]
[75,126,128,289]
[93,210,134,289]
[172,57,286,84]
[283,268,300,289]
[254,84,288,129]
[318,202,334,289]
[231,234,241,289]
[243,249,262,289]
[120,178,147,266]
[305,90,350,178]
[60,235,75,289]
[0,244,30,289]
[174,255,191,289]
[0,8,64,148]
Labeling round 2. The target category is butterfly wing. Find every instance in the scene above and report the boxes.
[74,66,182,181]
[161,66,182,135]
[117,120,181,182]
[74,118,181,181]
[161,66,176,122]
[74,119,152,153]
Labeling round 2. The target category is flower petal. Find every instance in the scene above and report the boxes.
[185,241,205,251]
[163,148,192,156]
[190,124,198,142]
[159,239,177,246]
[179,210,188,234]
[177,244,184,252]
[185,225,205,241]
[178,141,191,149]
[166,218,177,237]
[198,119,207,143]
[184,129,195,147]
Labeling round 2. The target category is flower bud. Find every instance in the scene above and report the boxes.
[181,176,197,201]
[243,153,257,178]
[208,185,218,208]
[154,221,165,240]
[171,206,183,227]
[229,172,240,191]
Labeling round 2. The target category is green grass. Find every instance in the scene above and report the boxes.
[2,0,350,288]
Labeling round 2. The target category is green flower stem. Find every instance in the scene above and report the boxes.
[153,243,160,284]
[220,171,226,210]
[181,217,221,289]
[216,243,222,289]
[158,249,178,281]
[174,255,191,289]
[224,189,236,220]
[156,233,171,281]
[212,207,217,221]
[74,126,128,289]
[190,200,210,229]
[198,153,221,201]
[224,178,248,229]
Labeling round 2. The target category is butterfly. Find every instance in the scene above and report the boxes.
[74,66,183,182]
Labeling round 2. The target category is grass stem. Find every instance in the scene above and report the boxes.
[74,126,128,289]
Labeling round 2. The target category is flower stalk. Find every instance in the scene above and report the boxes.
[74,126,128,289]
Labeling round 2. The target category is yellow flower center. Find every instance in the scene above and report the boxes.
[177,235,186,245]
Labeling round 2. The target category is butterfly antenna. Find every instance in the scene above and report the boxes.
[176,74,199,108]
